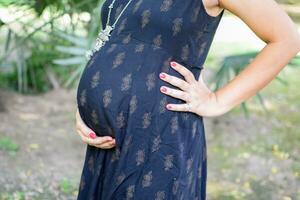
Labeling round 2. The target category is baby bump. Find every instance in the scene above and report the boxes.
[76,42,172,138]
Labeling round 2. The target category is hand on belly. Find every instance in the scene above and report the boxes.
[75,108,116,149]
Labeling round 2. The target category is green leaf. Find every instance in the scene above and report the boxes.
[55,31,88,48]
[256,92,269,114]
[0,18,4,27]
[33,0,48,16]
[240,102,249,118]
[275,76,289,86]
[64,64,85,88]
[53,57,86,66]
[4,29,12,52]
[0,137,19,153]
[287,55,300,67]
[55,45,87,56]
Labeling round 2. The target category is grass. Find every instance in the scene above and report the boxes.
[0,136,19,155]
[58,177,79,196]
[0,192,25,200]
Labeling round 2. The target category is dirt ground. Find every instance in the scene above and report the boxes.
[0,88,85,200]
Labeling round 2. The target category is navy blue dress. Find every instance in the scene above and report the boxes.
[76,0,224,199]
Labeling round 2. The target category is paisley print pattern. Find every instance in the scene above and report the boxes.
[142,170,153,187]
[145,72,156,91]
[141,9,151,29]
[163,154,174,171]
[120,73,132,91]
[153,34,162,50]
[117,17,128,35]
[160,0,173,12]
[126,185,135,199]
[112,52,126,69]
[142,112,152,128]
[136,149,145,166]
[76,0,224,199]
[135,43,145,52]
[90,71,100,89]
[151,135,162,153]
[102,89,112,108]
[172,17,183,36]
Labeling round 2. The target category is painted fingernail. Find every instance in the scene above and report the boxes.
[170,61,176,67]
[159,73,166,79]
[161,87,167,92]
[166,104,172,109]
[89,132,96,139]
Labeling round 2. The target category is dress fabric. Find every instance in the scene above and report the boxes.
[76,0,224,199]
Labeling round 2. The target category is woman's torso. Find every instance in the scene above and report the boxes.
[76,0,224,141]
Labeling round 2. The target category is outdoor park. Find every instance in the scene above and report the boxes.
[0,0,300,199]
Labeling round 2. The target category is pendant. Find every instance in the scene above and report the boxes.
[86,25,114,60]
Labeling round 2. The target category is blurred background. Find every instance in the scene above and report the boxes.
[0,0,300,199]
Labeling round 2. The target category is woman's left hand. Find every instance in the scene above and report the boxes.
[159,61,228,117]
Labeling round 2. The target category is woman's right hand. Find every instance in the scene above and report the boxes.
[75,108,116,149]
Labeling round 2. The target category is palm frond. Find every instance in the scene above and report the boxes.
[213,51,299,117]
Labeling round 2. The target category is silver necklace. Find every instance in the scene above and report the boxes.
[86,0,134,60]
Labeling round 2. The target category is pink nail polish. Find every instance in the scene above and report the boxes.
[170,61,176,67]
[159,73,166,79]
[167,104,172,109]
[89,132,96,139]
[161,87,167,92]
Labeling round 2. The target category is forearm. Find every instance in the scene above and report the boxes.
[215,39,300,114]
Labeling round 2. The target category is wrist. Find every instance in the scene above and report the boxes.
[212,90,232,116]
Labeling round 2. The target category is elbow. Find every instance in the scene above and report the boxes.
[290,31,300,54]
[295,38,300,53]
[283,35,300,56]
[279,27,300,55]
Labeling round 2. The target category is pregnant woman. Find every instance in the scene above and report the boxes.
[75,0,300,199]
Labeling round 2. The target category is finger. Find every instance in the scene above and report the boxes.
[169,61,196,84]
[75,111,90,138]
[76,110,113,141]
[197,73,212,94]
[94,141,116,149]
[89,136,115,146]
[166,103,193,112]
[94,139,116,148]
[159,72,190,91]
[76,127,100,145]
[77,129,91,144]
[160,86,191,102]
[77,120,94,137]
[199,71,207,86]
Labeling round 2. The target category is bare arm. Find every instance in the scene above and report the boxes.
[157,0,300,117]
[212,0,300,114]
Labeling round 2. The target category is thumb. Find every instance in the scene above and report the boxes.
[199,70,205,84]
[76,110,111,139]
[197,71,212,94]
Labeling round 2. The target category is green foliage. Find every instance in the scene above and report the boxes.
[51,0,103,88]
[0,136,19,153]
[212,52,300,117]
[0,0,103,93]
[58,178,78,195]
[277,0,300,4]
[0,0,99,15]
[59,178,72,194]
[0,192,25,200]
